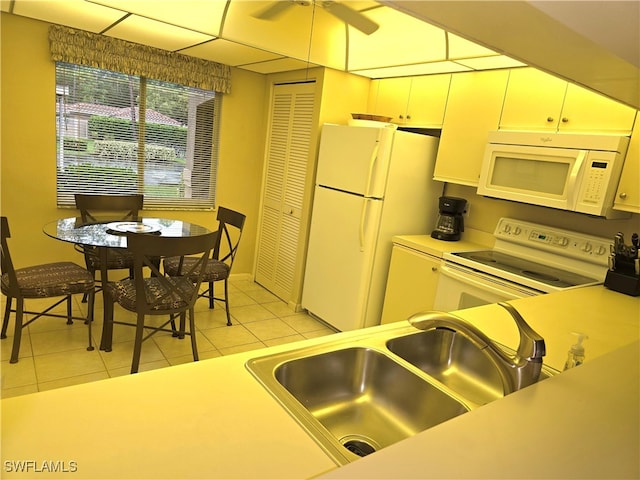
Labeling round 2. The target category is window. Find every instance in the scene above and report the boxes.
[55,62,220,209]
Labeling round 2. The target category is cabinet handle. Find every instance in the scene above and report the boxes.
[406,114,411,120]
[561,117,569,123]
[546,117,554,122]
[399,114,404,119]
[619,192,628,200]
[431,266,438,272]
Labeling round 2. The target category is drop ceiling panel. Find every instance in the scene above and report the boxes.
[307,17,349,70]
[241,57,319,74]
[10,0,126,33]
[347,6,447,71]
[181,38,283,66]
[222,1,321,61]
[104,15,214,51]
[456,55,526,70]
[86,0,227,36]
[448,33,498,59]
[353,60,471,78]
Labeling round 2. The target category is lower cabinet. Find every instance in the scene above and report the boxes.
[381,245,441,325]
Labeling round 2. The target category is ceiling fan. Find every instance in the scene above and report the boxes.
[253,0,380,35]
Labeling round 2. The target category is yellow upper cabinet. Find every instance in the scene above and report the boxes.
[500,68,636,134]
[368,74,451,127]
[614,115,640,214]
[433,69,510,186]
[561,84,637,134]
[368,77,411,123]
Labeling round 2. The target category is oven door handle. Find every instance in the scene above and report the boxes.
[439,263,540,298]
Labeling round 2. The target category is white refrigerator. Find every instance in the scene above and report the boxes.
[301,122,444,331]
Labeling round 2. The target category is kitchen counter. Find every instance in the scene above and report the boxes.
[392,228,494,257]
[1,285,638,479]
[319,339,639,480]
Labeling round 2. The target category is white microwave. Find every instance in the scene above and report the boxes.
[477,131,630,219]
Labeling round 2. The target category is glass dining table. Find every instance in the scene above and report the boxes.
[43,216,213,351]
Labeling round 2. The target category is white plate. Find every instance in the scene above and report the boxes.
[106,222,161,235]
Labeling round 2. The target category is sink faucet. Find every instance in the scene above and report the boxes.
[408,302,546,394]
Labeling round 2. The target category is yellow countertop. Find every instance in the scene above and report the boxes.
[392,228,494,258]
[0,348,337,479]
[319,340,639,480]
[1,285,638,479]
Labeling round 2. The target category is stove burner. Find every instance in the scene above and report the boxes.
[522,270,561,282]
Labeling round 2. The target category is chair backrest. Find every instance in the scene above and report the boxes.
[213,207,246,272]
[75,194,144,224]
[126,231,218,315]
[0,217,19,296]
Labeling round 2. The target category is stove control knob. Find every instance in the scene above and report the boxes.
[556,236,569,247]
[502,224,511,234]
[513,226,522,235]
[582,242,593,253]
[595,245,607,256]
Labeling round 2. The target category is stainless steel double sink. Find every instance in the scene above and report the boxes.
[246,323,555,465]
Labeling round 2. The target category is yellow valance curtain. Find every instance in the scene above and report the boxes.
[49,25,231,94]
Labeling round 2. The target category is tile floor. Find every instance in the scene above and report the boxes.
[0,278,336,399]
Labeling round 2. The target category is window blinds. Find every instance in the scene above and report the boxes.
[55,62,219,209]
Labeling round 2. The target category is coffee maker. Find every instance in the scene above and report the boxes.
[431,196,467,241]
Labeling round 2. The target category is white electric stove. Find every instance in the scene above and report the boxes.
[434,217,611,311]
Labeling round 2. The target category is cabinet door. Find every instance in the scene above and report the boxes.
[560,84,636,134]
[433,69,509,186]
[614,115,640,213]
[370,77,411,123]
[256,82,315,302]
[381,246,440,325]
[499,67,567,131]
[405,74,451,127]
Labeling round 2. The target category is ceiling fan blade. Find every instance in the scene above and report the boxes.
[322,1,379,35]
[253,1,297,20]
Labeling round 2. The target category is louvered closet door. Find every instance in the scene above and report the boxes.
[255,82,315,302]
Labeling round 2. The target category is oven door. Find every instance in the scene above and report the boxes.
[433,262,542,312]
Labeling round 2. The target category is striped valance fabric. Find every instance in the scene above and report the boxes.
[49,25,231,94]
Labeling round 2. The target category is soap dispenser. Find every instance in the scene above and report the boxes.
[564,333,588,370]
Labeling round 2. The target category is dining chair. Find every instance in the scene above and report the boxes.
[103,230,217,374]
[0,216,95,363]
[74,194,144,299]
[163,207,246,326]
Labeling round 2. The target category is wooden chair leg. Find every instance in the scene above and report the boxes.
[208,282,214,309]
[130,313,145,374]
[9,298,24,364]
[82,269,95,303]
[223,278,232,326]
[178,312,186,340]
[66,294,73,325]
[189,308,198,361]
[1,296,12,339]
[170,315,179,337]
[100,294,115,352]
[86,290,95,351]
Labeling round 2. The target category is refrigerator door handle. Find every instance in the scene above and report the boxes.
[359,198,369,252]
[364,142,380,197]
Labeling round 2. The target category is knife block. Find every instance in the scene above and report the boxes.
[604,270,640,296]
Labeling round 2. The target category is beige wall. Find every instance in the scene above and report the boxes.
[444,184,640,240]
[0,13,268,274]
